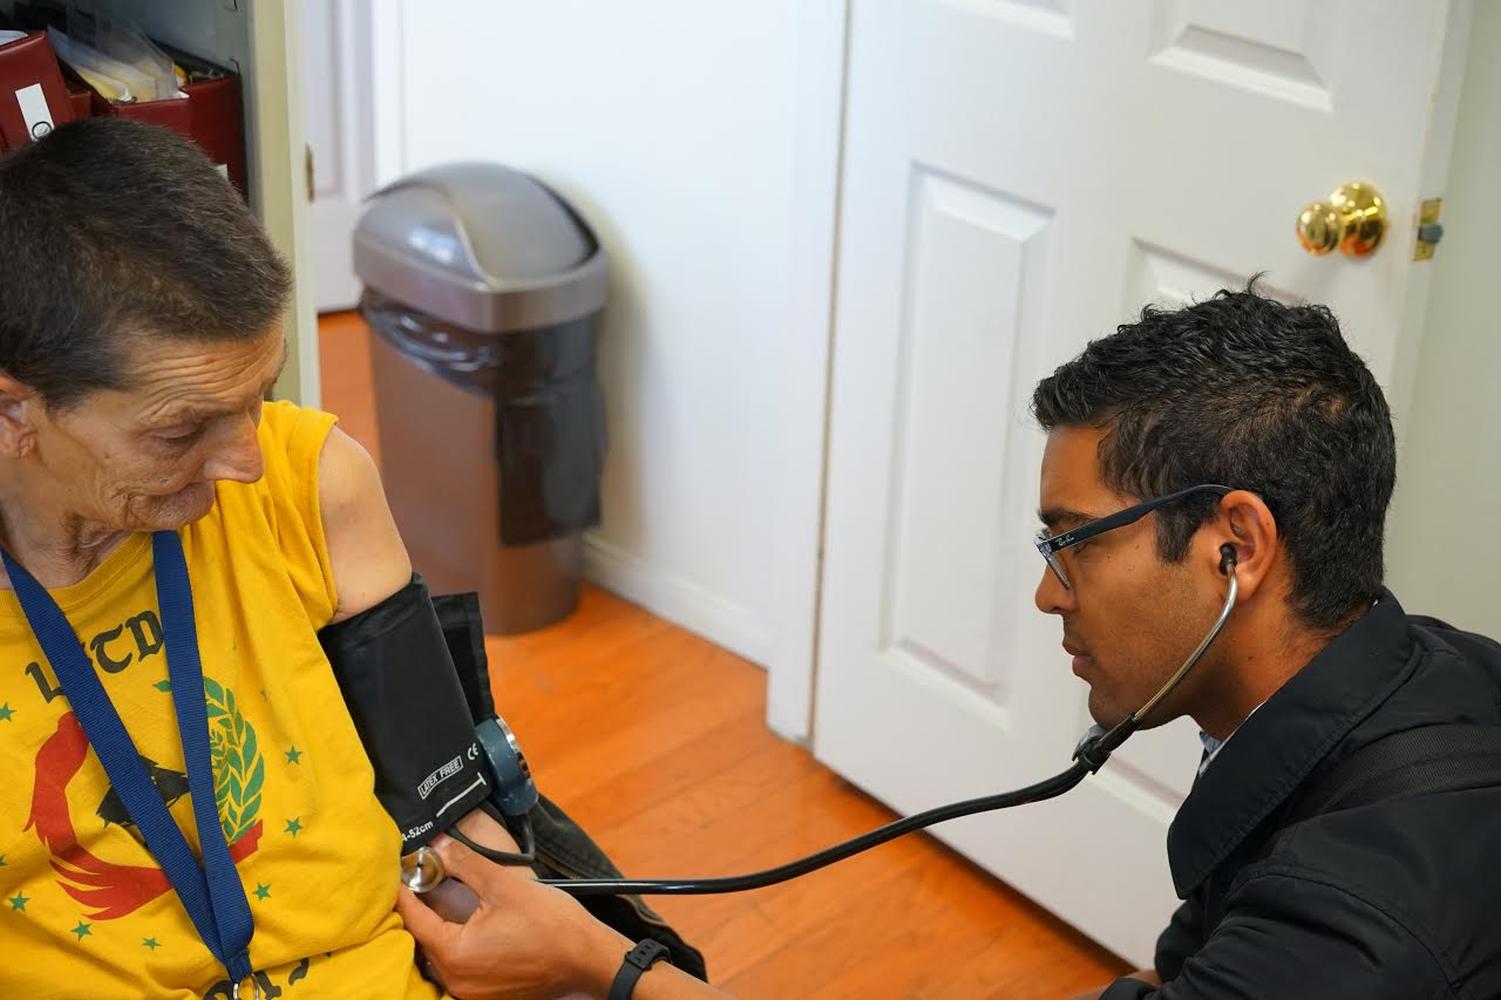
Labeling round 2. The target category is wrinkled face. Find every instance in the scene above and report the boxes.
[28,326,286,533]
[1034,425,1218,729]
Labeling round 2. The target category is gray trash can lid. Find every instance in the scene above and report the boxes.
[353,162,609,334]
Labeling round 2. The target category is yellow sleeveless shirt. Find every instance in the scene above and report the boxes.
[0,401,443,998]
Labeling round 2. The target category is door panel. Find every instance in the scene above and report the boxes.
[887,168,1051,697]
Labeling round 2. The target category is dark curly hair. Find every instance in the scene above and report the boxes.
[1031,285,1395,631]
[0,117,290,409]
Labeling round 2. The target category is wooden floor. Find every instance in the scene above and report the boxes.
[319,312,1129,998]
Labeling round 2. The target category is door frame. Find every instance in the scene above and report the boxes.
[364,0,409,193]
[764,0,852,742]
[304,0,409,314]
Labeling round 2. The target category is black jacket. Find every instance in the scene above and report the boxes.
[1102,592,1501,999]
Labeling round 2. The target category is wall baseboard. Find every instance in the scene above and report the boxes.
[583,533,773,669]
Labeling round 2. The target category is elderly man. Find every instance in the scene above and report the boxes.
[0,118,550,997]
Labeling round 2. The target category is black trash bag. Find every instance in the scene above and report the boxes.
[361,289,605,547]
[489,316,605,545]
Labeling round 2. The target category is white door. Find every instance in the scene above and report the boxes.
[814,0,1470,964]
[301,0,387,313]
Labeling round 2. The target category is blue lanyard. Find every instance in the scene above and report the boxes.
[3,531,254,985]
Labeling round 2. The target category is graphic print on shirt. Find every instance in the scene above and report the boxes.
[24,663,265,921]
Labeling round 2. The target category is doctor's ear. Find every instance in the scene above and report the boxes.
[0,373,41,459]
[1203,490,1278,601]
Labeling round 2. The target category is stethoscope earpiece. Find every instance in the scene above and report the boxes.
[1219,543,1238,575]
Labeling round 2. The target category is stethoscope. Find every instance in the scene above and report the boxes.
[404,545,1239,900]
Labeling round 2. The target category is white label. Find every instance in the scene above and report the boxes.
[216,163,229,179]
[15,83,54,141]
[417,755,465,800]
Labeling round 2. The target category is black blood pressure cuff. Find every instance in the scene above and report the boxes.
[318,573,492,853]
[321,579,712,982]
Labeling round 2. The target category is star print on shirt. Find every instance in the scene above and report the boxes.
[9,893,28,912]
[0,854,7,867]
[284,817,303,838]
[284,745,303,764]
[71,921,92,941]
[254,883,271,901]
[0,702,14,721]
[142,937,160,951]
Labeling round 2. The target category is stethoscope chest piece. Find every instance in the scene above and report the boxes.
[401,846,447,894]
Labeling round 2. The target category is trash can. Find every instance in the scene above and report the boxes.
[353,163,608,634]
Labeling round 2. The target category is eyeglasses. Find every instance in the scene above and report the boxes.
[1035,484,1233,590]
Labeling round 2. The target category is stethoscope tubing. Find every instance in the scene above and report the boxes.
[544,554,1242,897]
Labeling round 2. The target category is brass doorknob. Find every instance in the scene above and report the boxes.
[1297,182,1387,258]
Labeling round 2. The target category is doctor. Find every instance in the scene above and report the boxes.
[401,287,1501,999]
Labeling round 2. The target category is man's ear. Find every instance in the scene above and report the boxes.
[0,372,41,459]
[1200,490,1278,603]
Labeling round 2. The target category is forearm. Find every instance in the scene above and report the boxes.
[634,963,734,1000]
[567,921,730,1000]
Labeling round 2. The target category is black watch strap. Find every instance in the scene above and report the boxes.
[608,939,672,1000]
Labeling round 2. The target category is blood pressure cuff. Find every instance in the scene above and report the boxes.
[428,592,711,982]
[320,577,710,981]
[318,573,492,853]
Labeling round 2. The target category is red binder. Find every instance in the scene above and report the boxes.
[89,48,246,197]
[89,88,190,131]
[60,66,92,121]
[0,32,74,152]
[181,70,246,196]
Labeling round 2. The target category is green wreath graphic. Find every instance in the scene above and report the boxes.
[203,676,265,846]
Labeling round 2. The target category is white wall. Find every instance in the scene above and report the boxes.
[391,1,837,734]
[1386,0,1501,635]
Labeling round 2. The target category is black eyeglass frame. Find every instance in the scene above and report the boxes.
[1035,484,1234,590]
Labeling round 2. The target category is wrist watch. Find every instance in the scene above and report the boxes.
[608,939,672,1000]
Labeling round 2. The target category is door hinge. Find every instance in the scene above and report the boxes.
[305,144,315,203]
[1414,198,1443,261]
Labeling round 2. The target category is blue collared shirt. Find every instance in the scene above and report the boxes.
[1197,701,1266,778]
